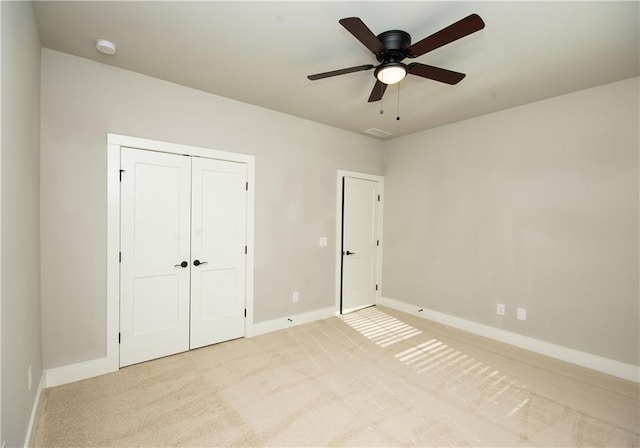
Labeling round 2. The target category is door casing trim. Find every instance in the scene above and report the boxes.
[107,133,255,372]
[334,170,384,315]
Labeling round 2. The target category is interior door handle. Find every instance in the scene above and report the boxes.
[344,251,356,256]
[193,260,208,266]
[174,261,188,268]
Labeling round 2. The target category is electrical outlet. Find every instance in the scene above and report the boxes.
[496,304,506,316]
[28,365,32,391]
[292,291,299,303]
[319,237,328,247]
[517,307,527,321]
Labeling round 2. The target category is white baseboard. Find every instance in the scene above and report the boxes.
[24,372,46,447]
[249,306,336,337]
[45,356,116,388]
[379,297,639,383]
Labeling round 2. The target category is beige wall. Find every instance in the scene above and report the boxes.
[40,49,383,369]
[1,2,42,446]
[39,47,638,373]
[382,78,639,366]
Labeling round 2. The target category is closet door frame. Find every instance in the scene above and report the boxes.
[106,133,255,372]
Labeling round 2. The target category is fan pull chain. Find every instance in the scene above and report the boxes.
[379,89,384,115]
[396,83,401,121]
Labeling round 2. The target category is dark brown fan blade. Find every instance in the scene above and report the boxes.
[307,64,375,80]
[368,80,388,102]
[408,14,485,57]
[339,17,385,54]
[407,63,466,84]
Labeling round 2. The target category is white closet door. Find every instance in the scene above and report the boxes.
[342,177,379,313]
[120,148,191,367]
[190,157,247,349]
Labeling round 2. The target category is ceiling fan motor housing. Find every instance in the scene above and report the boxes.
[376,30,411,63]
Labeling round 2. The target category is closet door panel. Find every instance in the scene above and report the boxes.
[120,148,191,367]
[190,158,247,349]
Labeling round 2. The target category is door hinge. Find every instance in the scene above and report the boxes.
[246,182,248,191]
[118,333,121,344]
[119,169,126,181]
[377,194,381,202]
[377,240,379,247]
[376,284,379,291]
[119,252,122,263]
[244,309,247,318]
[245,245,247,255]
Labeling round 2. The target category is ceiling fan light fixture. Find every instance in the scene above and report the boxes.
[375,63,406,85]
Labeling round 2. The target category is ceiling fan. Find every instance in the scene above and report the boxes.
[307,14,485,102]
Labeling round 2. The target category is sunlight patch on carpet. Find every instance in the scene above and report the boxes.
[339,308,537,423]
[394,337,536,421]
[340,307,422,347]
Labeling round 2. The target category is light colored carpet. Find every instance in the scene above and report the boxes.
[32,306,639,447]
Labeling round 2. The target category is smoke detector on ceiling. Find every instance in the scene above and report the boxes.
[96,39,117,55]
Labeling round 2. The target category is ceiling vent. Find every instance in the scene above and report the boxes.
[364,128,392,138]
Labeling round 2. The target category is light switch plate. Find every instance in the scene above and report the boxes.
[319,237,328,247]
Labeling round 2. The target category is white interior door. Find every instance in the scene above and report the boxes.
[190,158,247,349]
[341,177,380,313]
[120,148,191,367]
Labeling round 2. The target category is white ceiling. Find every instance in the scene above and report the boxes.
[33,1,639,139]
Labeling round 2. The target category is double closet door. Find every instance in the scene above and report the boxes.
[119,148,247,367]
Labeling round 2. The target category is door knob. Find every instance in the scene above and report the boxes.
[344,251,356,256]
[174,261,188,268]
[193,259,208,266]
